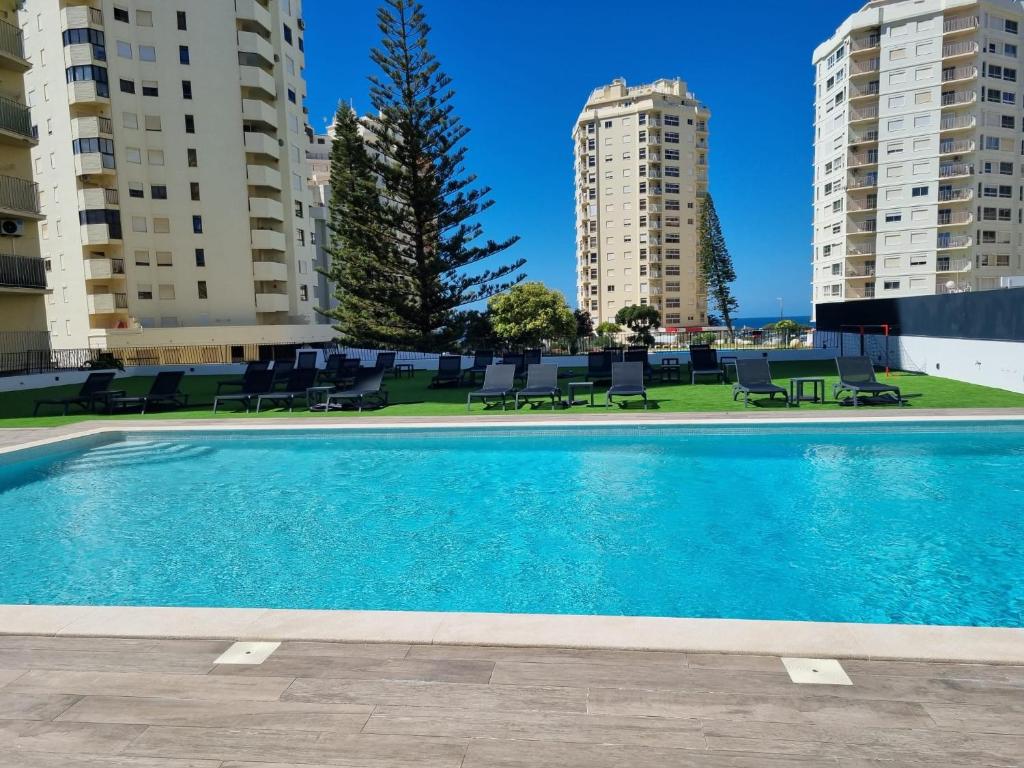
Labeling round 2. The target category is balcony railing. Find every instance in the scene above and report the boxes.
[0,96,32,139]
[850,58,880,75]
[937,234,971,249]
[942,40,978,58]
[846,266,876,277]
[849,219,877,233]
[941,90,975,107]
[942,65,977,83]
[938,187,972,202]
[939,139,974,154]
[0,253,46,290]
[851,33,881,52]
[940,115,975,131]
[938,210,972,225]
[849,129,879,144]
[943,15,978,34]
[848,197,877,211]
[939,162,973,178]
[0,19,25,61]
[850,82,880,99]
[936,257,970,271]
[849,149,878,166]
[848,173,878,189]
[0,175,39,215]
[848,244,876,256]
[849,105,879,121]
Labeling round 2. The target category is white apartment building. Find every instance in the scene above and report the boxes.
[21,0,331,350]
[0,0,48,356]
[307,129,334,323]
[813,0,1024,310]
[573,78,709,330]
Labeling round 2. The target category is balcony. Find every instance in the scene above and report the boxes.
[246,164,282,188]
[939,162,972,179]
[936,257,971,272]
[0,253,46,291]
[846,265,876,278]
[70,115,114,140]
[943,15,978,36]
[849,82,879,100]
[848,128,879,145]
[255,292,289,313]
[848,149,878,167]
[938,210,973,226]
[848,173,878,190]
[942,65,978,84]
[939,138,974,155]
[60,6,103,32]
[0,175,41,219]
[253,260,288,282]
[847,244,876,256]
[0,97,33,147]
[81,223,121,245]
[848,196,877,212]
[83,257,126,281]
[64,41,107,67]
[647,132,661,146]
[77,187,119,209]
[849,105,879,123]
[74,152,116,177]
[243,131,280,159]
[850,58,880,77]
[940,90,976,109]
[850,32,881,53]
[239,65,276,98]
[939,115,975,133]
[942,40,978,60]
[67,80,110,106]
[251,228,286,251]
[87,292,128,314]
[248,197,284,220]
[235,0,273,32]
[0,19,28,71]
[242,99,278,127]
[937,234,971,250]
[848,219,877,234]
[938,187,972,203]
[237,31,275,65]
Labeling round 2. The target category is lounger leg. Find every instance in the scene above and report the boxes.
[466,393,471,412]
[896,387,903,407]
[643,395,647,411]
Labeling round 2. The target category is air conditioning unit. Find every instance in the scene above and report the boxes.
[0,219,24,237]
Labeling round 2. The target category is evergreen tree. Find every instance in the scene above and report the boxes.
[365,0,524,352]
[318,105,403,346]
[697,194,738,337]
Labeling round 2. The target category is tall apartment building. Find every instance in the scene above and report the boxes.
[813,0,1024,311]
[307,129,334,323]
[0,0,48,354]
[573,78,709,329]
[21,0,330,350]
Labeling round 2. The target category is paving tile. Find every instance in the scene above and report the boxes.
[0,752,220,768]
[6,670,294,702]
[275,642,411,659]
[58,695,372,732]
[283,677,588,713]
[406,644,691,667]
[0,649,216,675]
[842,659,1024,683]
[0,670,24,688]
[210,656,495,684]
[0,605,96,635]
[490,660,788,692]
[924,703,1024,735]
[587,688,936,729]
[363,705,704,749]
[461,739,832,768]
[56,607,268,640]
[125,725,467,768]
[0,719,146,755]
[685,653,786,673]
[0,692,79,721]
[0,637,230,655]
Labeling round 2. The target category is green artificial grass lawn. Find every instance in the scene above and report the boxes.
[2,360,1023,428]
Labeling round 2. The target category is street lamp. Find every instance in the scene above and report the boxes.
[777,297,784,322]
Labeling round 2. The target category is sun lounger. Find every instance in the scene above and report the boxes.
[515,364,562,410]
[33,371,120,416]
[108,371,188,414]
[215,360,270,395]
[430,355,462,387]
[689,345,724,384]
[732,358,789,407]
[461,350,494,385]
[467,364,517,411]
[324,370,389,411]
[213,369,276,413]
[834,356,903,406]
[606,362,648,410]
[255,368,318,412]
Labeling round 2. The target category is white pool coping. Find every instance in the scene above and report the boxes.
[2,410,1023,664]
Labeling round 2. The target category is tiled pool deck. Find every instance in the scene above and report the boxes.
[2,410,1023,763]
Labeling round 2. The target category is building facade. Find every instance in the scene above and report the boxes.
[307,129,334,324]
[573,78,709,330]
[0,0,49,359]
[813,0,1024,310]
[21,0,330,350]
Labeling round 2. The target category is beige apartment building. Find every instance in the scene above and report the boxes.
[0,0,48,357]
[21,0,330,350]
[813,0,1024,310]
[573,78,709,330]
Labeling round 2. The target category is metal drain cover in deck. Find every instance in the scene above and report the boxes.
[214,641,280,665]
[781,657,852,685]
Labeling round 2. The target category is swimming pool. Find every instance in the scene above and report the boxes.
[1,422,1022,627]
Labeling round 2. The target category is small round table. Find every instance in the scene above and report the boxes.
[393,363,415,378]
[567,381,595,407]
[789,376,826,404]
[306,385,337,410]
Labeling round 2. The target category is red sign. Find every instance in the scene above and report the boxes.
[665,326,678,333]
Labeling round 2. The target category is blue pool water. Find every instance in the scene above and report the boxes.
[1,424,1022,627]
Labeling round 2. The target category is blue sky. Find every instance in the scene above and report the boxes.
[302,0,865,317]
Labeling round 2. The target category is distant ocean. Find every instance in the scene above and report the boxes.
[731,315,813,329]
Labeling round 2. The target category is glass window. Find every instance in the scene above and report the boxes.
[177,11,187,30]
[116,40,132,58]
[179,46,189,65]
[182,80,192,99]
[139,45,156,62]
[194,248,205,267]
[192,215,203,234]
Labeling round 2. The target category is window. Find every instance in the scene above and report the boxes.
[187,147,197,167]
[665,131,679,143]
[192,215,203,233]
[119,78,135,93]
[116,40,132,59]
[197,280,207,299]
[184,114,195,133]
[296,228,305,245]
[885,212,902,223]
[179,45,189,65]
[137,285,153,300]
[299,285,309,301]
[195,248,205,267]
[283,24,293,44]
[139,45,156,62]
[151,185,167,199]
[884,280,901,290]
[113,7,129,22]
[190,182,200,201]
[131,216,147,232]
[181,80,192,99]
[177,11,187,30]
[136,10,153,26]
[125,146,142,163]
[287,88,296,103]
[128,182,144,198]
[147,149,164,165]
[122,111,138,129]
[134,250,150,266]
[65,64,110,95]
[62,28,107,59]
[664,115,680,126]
[912,185,929,197]
[294,201,303,218]
[141,81,158,97]
[158,284,175,301]
[156,251,173,266]
[153,217,170,233]
[144,114,161,131]
[71,137,115,168]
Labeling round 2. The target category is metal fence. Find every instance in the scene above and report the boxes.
[0,253,47,290]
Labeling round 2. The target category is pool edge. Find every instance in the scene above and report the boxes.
[0,604,1021,663]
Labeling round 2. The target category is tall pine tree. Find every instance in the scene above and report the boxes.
[318,105,404,347]
[365,0,525,352]
[697,193,738,337]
